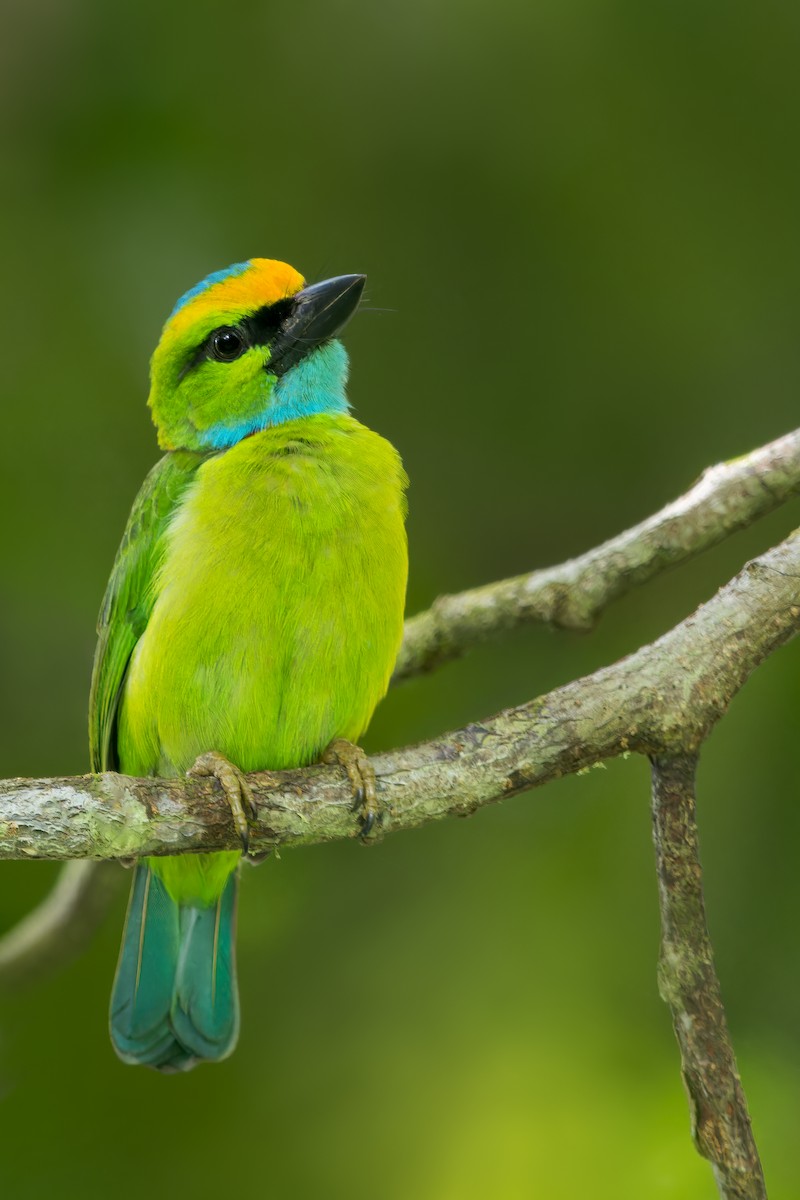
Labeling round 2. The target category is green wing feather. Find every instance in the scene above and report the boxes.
[89,450,204,772]
[92,447,241,1072]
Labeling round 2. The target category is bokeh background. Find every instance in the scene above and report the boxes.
[2,1,800,1196]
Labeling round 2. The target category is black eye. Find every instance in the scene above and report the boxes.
[210,327,246,362]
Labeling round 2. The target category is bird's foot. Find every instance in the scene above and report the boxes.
[322,738,382,841]
[188,751,258,855]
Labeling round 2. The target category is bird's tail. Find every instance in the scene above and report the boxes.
[110,863,239,1072]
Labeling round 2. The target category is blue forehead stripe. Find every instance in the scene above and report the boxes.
[169,261,252,318]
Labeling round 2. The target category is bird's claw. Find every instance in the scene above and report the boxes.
[322,738,382,841]
[188,751,258,855]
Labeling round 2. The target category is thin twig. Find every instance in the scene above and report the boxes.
[394,426,800,680]
[0,862,124,987]
[650,755,767,1199]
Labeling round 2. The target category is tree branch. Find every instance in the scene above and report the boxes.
[0,862,124,987]
[2,427,799,1189]
[650,755,767,1199]
[1,529,799,861]
[5,424,800,968]
[394,426,800,680]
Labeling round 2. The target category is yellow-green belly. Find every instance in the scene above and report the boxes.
[116,414,407,900]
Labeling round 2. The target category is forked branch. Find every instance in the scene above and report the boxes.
[3,426,800,1200]
[0,529,799,860]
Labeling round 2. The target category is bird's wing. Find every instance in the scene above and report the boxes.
[89,450,205,772]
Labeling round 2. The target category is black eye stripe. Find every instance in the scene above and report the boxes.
[242,299,294,344]
[178,298,297,381]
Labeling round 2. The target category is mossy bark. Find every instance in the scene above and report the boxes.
[1,529,799,862]
[651,755,767,1199]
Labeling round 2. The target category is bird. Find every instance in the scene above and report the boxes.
[89,258,408,1071]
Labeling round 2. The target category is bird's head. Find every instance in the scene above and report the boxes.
[148,259,366,451]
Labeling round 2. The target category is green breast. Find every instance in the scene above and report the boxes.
[117,413,408,777]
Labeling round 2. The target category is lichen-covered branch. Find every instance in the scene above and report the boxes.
[650,755,767,1200]
[5,425,800,973]
[394,426,800,680]
[2,529,799,862]
[2,430,799,1191]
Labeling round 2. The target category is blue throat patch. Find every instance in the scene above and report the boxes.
[199,340,351,450]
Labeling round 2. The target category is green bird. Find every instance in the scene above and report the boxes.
[89,258,408,1072]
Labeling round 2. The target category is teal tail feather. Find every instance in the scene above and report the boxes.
[110,864,239,1072]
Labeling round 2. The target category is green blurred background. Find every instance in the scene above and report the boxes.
[1,0,800,1195]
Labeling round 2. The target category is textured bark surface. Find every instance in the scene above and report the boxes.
[1,530,799,861]
[394,427,800,680]
[651,756,767,1200]
[3,426,800,1197]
